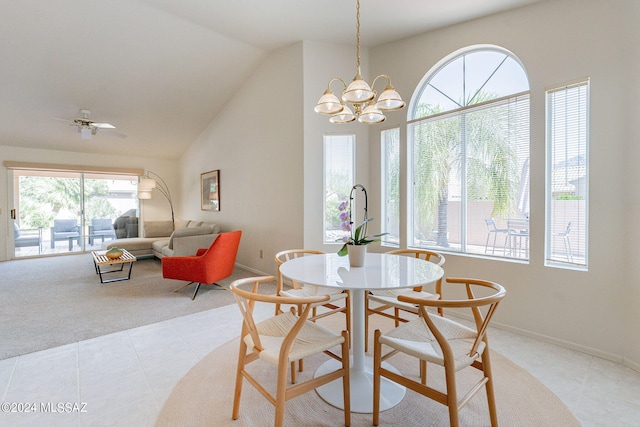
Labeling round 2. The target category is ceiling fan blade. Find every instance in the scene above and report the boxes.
[92,122,115,129]
[53,112,125,139]
[99,128,127,139]
[53,117,74,125]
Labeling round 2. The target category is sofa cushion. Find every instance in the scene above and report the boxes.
[173,219,190,230]
[201,222,221,234]
[168,226,213,249]
[109,238,161,253]
[143,220,174,238]
[152,239,170,253]
[186,220,203,228]
[161,245,174,257]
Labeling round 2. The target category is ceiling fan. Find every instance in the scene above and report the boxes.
[63,109,127,140]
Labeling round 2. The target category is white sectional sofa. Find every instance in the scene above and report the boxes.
[104,219,220,258]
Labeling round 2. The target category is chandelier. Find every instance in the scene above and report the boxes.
[314,0,405,124]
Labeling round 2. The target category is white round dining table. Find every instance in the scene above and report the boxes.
[278,252,444,413]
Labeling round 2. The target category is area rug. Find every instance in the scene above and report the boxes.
[156,316,581,427]
[0,254,265,360]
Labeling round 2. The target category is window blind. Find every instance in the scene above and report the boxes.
[323,134,355,244]
[546,79,589,268]
[381,127,400,246]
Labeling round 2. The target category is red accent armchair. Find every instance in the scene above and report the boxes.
[162,230,242,300]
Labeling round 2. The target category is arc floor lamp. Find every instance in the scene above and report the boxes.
[137,171,175,230]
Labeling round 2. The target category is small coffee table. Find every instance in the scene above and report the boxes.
[92,249,137,283]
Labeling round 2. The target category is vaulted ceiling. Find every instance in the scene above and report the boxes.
[0,0,541,160]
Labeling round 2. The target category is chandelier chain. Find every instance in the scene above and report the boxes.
[355,0,361,73]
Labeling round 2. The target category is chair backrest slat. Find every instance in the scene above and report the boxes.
[230,276,329,355]
[275,249,325,291]
[387,249,445,297]
[400,277,505,360]
[387,248,445,267]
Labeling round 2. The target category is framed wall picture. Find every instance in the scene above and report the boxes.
[201,170,220,211]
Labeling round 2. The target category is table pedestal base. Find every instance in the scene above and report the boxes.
[314,356,405,413]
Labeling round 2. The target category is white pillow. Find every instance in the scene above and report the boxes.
[143,220,174,238]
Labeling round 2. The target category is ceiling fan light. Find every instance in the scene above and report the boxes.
[342,78,374,103]
[314,90,344,114]
[358,104,385,124]
[375,86,406,110]
[80,126,92,140]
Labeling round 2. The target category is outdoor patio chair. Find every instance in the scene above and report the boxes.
[506,218,529,258]
[556,221,573,262]
[113,209,138,238]
[50,219,81,250]
[14,223,42,254]
[484,218,509,254]
[89,218,116,245]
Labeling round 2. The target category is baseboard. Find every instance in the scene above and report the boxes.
[234,262,269,277]
[449,311,628,367]
[490,319,623,364]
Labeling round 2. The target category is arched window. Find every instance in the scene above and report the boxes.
[408,45,530,259]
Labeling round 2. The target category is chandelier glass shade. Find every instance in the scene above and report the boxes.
[314,0,404,124]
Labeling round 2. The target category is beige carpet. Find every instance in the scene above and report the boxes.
[157,315,581,427]
[0,254,265,360]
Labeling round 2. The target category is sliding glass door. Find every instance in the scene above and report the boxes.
[11,170,139,258]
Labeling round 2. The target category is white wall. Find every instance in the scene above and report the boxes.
[302,41,374,252]
[0,145,178,260]
[178,43,305,276]
[367,0,639,368]
[621,0,640,370]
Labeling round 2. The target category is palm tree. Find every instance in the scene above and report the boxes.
[18,175,116,227]
[412,93,521,248]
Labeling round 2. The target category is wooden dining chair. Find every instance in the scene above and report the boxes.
[230,276,351,427]
[365,249,445,351]
[275,249,351,382]
[275,250,351,330]
[373,277,506,427]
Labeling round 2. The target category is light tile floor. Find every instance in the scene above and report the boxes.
[1,303,639,426]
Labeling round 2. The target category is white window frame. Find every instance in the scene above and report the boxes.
[545,78,589,270]
[381,127,400,247]
[407,46,530,260]
[323,133,355,245]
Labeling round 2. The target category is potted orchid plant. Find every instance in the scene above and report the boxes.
[337,185,387,262]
